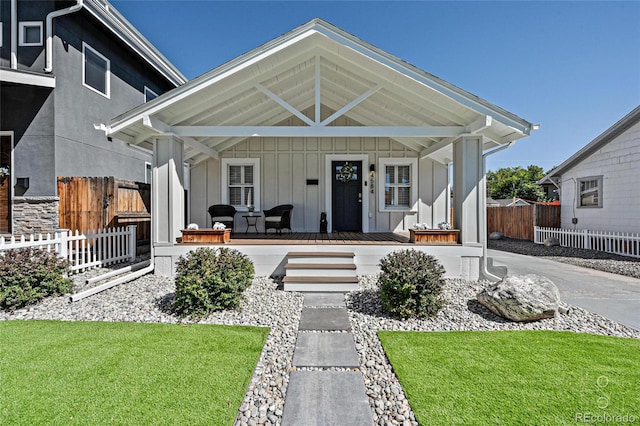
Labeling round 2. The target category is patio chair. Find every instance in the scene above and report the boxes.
[264,204,293,234]
[208,204,236,231]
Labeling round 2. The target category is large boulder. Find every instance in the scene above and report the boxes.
[544,237,560,247]
[477,274,560,322]
[489,231,505,240]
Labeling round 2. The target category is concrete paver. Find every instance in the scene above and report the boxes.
[302,292,346,307]
[293,333,360,368]
[282,371,374,426]
[298,307,351,331]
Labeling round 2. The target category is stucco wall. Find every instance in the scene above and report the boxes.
[190,113,449,233]
[559,120,640,233]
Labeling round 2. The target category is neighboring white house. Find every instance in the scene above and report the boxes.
[539,105,640,233]
[103,19,536,279]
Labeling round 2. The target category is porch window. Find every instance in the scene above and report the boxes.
[578,176,602,208]
[83,42,110,98]
[378,158,418,211]
[221,158,260,211]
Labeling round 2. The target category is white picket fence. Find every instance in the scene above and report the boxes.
[0,225,137,272]
[534,226,640,258]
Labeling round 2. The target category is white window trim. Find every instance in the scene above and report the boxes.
[221,158,260,211]
[82,42,111,98]
[144,86,158,102]
[0,23,3,47]
[144,162,152,184]
[18,21,43,46]
[577,175,603,208]
[378,157,418,212]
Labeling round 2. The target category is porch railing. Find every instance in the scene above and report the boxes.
[0,226,137,272]
[534,226,640,258]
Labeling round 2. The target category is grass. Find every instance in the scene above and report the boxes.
[0,320,269,425]
[378,330,640,425]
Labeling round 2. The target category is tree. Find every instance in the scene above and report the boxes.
[486,165,546,201]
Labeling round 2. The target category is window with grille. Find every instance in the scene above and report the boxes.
[221,158,260,210]
[378,158,418,211]
[578,176,602,208]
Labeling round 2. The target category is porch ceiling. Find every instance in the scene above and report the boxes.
[106,19,535,165]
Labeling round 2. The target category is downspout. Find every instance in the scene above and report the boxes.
[44,0,84,73]
[10,0,17,68]
[480,141,516,281]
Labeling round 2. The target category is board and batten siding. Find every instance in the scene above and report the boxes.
[189,117,449,232]
[559,120,640,233]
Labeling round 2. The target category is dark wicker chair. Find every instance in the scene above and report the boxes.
[263,204,293,234]
[208,204,236,231]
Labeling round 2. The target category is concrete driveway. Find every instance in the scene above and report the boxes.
[488,249,640,331]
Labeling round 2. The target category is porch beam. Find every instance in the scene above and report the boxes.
[315,54,321,124]
[255,83,316,127]
[465,115,492,134]
[320,84,382,126]
[143,115,219,160]
[142,115,171,133]
[182,137,219,160]
[420,137,456,159]
[171,125,465,138]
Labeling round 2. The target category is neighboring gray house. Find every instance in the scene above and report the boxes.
[0,0,186,234]
[539,105,640,233]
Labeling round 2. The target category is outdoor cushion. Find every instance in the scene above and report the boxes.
[265,216,282,222]
[212,216,234,222]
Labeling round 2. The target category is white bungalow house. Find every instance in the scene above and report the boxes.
[539,105,640,233]
[102,19,536,280]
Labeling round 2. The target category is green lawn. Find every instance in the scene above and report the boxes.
[378,330,640,425]
[0,320,269,425]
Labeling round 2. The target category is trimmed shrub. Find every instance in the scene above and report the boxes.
[378,249,445,319]
[173,247,254,317]
[0,248,73,311]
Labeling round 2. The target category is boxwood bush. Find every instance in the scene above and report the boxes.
[378,249,445,319]
[173,247,254,317]
[0,247,73,311]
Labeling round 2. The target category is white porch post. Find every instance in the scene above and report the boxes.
[152,136,184,246]
[453,136,483,245]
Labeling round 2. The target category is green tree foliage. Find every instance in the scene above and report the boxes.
[486,165,547,201]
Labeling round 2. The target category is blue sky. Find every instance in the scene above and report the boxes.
[112,0,640,172]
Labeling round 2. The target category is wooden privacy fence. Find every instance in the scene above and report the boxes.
[57,177,150,251]
[0,226,137,272]
[535,226,640,258]
[487,205,561,241]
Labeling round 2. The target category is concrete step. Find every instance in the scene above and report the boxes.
[283,276,359,292]
[286,251,355,264]
[285,263,357,277]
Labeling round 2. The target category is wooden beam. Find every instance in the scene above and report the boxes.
[171,125,464,138]
[142,115,171,133]
[420,137,456,159]
[255,83,315,127]
[321,84,382,126]
[182,137,219,159]
[466,115,492,133]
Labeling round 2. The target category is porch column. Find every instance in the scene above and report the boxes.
[152,136,184,246]
[453,136,483,245]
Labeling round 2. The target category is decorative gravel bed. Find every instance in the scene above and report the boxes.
[2,265,638,426]
[489,237,640,279]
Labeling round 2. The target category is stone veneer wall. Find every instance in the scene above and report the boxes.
[12,196,60,235]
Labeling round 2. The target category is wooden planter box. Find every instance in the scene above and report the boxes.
[180,228,231,244]
[409,229,460,244]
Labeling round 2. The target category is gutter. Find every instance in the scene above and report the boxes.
[44,0,84,73]
[10,0,17,68]
[480,141,516,281]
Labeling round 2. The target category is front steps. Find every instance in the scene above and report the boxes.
[283,251,359,292]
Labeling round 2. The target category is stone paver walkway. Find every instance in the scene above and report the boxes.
[282,293,374,425]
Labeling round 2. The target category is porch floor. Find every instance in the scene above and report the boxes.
[224,231,410,245]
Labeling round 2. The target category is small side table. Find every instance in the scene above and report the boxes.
[242,213,261,234]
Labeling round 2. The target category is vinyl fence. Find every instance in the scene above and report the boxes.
[0,225,137,272]
[534,226,640,258]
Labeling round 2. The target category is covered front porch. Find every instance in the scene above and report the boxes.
[104,19,535,281]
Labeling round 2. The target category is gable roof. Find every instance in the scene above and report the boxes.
[539,105,640,185]
[84,0,186,87]
[105,18,535,164]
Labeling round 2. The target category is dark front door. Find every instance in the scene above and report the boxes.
[332,161,362,232]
